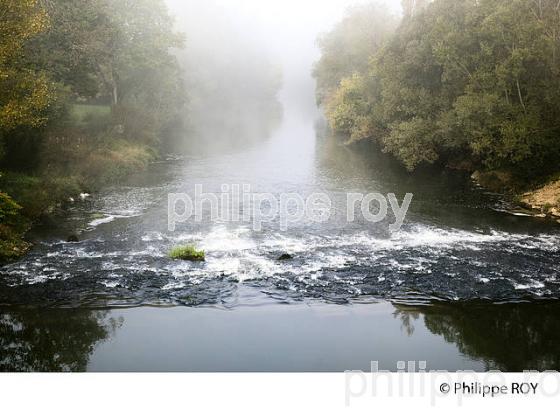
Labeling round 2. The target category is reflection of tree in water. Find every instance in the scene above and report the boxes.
[0,309,123,372]
[393,307,420,336]
[393,303,560,371]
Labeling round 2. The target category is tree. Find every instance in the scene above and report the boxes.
[318,0,560,177]
[101,0,184,109]
[313,4,398,105]
[402,0,430,19]
[324,74,382,143]
[25,0,116,99]
[378,0,560,173]
[22,0,187,147]
[0,0,53,132]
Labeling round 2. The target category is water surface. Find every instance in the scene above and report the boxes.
[1,99,560,371]
[2,302,559,372]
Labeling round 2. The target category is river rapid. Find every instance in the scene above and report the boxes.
[2,102,560,309]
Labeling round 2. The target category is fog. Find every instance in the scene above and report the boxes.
[4,0,560,379]
[164,0,402,150]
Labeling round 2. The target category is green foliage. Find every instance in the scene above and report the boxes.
[0,192,22,224]
[0,0,54,132]
[169,245,206,262]
[79,138,156,188]
[325,74,381,143]
[69,104,111,128]
[0,173,43,218]
[0,225,30,264]
[317,0,560,178]
[1,0,186,164]
[313,4,398,105]
[0,192,30,263]
[0,172,81,219]
[0,0,186,262]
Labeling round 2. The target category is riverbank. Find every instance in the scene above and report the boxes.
[520,179,560,219]
[1,0,186,265]
[470,170,560,222]
[342,139,560,223]
[0,138,156,264]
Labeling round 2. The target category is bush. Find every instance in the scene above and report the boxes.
[0,172,83,219]
[0,192,22,225]
[69,104,111,129]
[316,0,560,181]
[81,138,156,188]
[0,192,30,264]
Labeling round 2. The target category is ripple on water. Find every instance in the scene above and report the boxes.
[1,223,560,307]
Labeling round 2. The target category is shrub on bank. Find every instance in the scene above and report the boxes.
[0,138,156,265]
[0,192,31,263]
[80,139,156,188]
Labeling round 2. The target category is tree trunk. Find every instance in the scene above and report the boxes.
[112,80,118,106]
[516,78,527,114]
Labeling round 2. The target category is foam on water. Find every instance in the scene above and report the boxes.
[2,207,560,306]
[88,213,142,227]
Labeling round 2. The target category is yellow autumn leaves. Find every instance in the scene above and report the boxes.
[0,0,53,131]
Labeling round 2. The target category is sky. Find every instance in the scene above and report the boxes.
[164,0,403,115]
[165,0,402,63]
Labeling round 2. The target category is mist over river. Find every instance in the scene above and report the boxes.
[2,80,560,371]
[2,86,560,308]
[2,0,560,372]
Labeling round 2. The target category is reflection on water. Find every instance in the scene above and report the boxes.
[0,309,122,372]
[395,302,560,372]
[1,302,559,371]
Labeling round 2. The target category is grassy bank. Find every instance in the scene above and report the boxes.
[1,1,186,264]
[0,128,156,264]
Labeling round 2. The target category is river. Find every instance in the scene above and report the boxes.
[1,95,560,372]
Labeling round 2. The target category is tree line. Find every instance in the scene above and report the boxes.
[314,0,560,181]
[0,0,186,261]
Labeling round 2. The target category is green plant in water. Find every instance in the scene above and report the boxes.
[169,245,206,262]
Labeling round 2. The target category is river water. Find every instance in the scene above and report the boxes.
[1,97,560,371]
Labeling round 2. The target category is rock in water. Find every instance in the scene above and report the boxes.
[67,235,80,243]
[278,253,293,261]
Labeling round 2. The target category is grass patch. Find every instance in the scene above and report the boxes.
[0,137,155,265]
[70,104,111,127]
[169,245,206,261]
[81,139,156,188]
[1,172,83,219]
